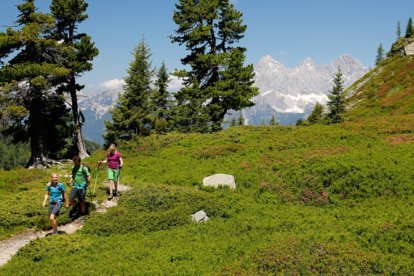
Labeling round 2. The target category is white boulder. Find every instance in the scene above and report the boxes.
[191,210,209,222]
[202,174,236,189]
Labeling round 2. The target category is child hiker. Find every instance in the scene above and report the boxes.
[42,173,69,234]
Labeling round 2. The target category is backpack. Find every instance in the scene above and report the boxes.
[81,164,91,187]
[82,164,91,174]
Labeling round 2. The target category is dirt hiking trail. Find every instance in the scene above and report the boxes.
[0,183,130,267]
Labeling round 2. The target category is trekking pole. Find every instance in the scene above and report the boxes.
[92,163,100,197]
[116,166,122,195]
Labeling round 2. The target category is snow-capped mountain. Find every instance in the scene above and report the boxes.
[242,54,368,125]
[79,54,368,143]
[79,87,123,144]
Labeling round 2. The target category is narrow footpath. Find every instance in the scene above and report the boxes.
[0,183,130,267]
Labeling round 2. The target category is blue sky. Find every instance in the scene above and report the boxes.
[1,0,413,92]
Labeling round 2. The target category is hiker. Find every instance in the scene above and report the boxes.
[67,155,91,218]
[98,144,123,200]
[42,173,69,234]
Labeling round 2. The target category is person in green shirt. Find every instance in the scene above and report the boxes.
[67,156,91,218]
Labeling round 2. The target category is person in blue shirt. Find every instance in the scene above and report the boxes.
[42,173,69,234]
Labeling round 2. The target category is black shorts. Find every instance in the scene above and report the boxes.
[69,188,86,203]
[49,202,63,216]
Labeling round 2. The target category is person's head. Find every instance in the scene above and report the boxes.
[108,144,116,154]
[72,155,81,166]
[51,173,58,185]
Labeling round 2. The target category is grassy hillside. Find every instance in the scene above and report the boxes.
[346,55,414,119]
[1,115,414,274]
[1,50,414,274]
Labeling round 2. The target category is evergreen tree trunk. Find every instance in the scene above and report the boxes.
[27,97,46,166]
[69,75,89,158]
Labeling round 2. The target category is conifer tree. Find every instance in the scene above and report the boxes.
[326,70,346,124]
[171,0,258,132]
[169,81,210,133]
[307,102,324,125]
[153,61,170,133]
[375,43,385,66]
[296,118,305,126]
[269,115,278,125]
[50,0,99,158]
[396,20,401,39]
[405,17,413,38]
[104,40,154,145]
[0,0,71,166]
[238,112,245,126]
[230,116,236,127]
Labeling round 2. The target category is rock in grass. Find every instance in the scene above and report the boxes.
[202,174,236,189]
[191,210,209,222]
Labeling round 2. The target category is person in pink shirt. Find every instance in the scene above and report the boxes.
[98,144,124,200]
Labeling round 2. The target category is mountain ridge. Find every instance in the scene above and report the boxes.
[79,54,368,143]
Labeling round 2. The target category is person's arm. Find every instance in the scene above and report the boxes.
[98,159,107,167]
[42,192,49,208]
[63,192,69,208]
[67,176,73,187]
[119,157,124,168]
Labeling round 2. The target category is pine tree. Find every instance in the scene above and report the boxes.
[405,17,413,38]
[153,61,170,133]
[307,102,324,125]
[0,0,71,166]
[296,118,305,126]
[269,115,277,125]
[396,20,401,40]
[171,0,258,132]
[50,0,99,158]
[375,43,385,66]
[326,70,346,124]
[169,81,210,133]
[104,40,154,145]
[238,112,245,126]
[230,116,236,127]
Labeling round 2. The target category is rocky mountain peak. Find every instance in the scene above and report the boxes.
[333,54,366,74]
[256,55,286,72]
[300,57,315,68]
[241,54,369,125]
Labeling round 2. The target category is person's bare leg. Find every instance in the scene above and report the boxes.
[50,214,58,233]
[109,179,114,194]
[108,180,114,199]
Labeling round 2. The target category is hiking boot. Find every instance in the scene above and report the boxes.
[69,208,79,219]
[52,229,58,235]
[107,194,113,200]
[113,190,120,197]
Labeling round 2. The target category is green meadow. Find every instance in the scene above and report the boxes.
[1,114,414,274]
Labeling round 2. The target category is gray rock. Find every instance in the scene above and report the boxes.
[191,210,209,222]
[404,42,414,56]
[202,174,236,189]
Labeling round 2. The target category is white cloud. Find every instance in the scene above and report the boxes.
[101,78,125,91]
[167,75,184,92]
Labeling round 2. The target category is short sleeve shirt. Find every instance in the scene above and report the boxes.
[107,152,122,169]
[45,182,65,203]
[72,165,90,189]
